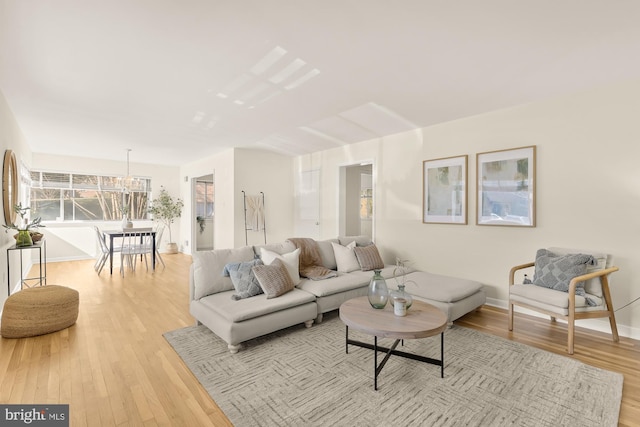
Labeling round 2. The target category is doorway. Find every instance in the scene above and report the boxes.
[192,174,214,251]
[339,163,373,239]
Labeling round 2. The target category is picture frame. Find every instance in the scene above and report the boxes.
[423,155,467,224]
[476,145,536,227]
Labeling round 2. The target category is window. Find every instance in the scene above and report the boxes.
[30,171,151,221]
[360,188,373,220]
[195,181,214,218]
[360,172,373,220]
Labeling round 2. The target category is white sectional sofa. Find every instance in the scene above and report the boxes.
[189,236,486,353]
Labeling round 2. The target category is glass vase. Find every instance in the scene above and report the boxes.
[390,283,413,310]
[16,230,33,247]
[368,269,388,309]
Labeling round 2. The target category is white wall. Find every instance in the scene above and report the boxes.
[234,149,294,246]
[179,147,294,252]
[295,78,640,338]
[0,90,33,307]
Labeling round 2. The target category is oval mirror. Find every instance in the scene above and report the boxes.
[3,149,18,226]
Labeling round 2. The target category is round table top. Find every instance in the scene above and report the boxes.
[339,296,447,339]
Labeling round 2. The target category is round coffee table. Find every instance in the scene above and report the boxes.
[339,296,447,390]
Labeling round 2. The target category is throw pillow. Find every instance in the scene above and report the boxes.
[353,244,384,271]
[260,248,301,285]
[252,258,295,298]
[532,249,596,304]
[222,258,264,300]
[331,241,360,273]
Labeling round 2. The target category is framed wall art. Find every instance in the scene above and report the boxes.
[423,155,467,224]
[476,145,536,227]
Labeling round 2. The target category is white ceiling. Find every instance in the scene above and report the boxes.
[2,1,640,166]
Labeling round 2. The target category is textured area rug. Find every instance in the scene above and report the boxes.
[164,313,622,427]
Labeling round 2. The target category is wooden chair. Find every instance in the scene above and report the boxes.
[508,247,619,354]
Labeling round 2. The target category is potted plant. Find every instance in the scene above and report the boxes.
[120,204,133,228]
[3,203,45,246]
[196,216,206,233]
[148,186,184,254]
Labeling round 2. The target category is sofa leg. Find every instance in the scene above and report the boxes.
[228,344,240,354]
[304,319,314,328]
[315,313,323,324]
[447,321,453,328]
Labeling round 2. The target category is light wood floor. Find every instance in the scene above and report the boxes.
[0,255,638,426]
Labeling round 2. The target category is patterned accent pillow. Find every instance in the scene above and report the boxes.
[223,258,264,300]
[532,249,596,304]
[252,258,295,298]
[353,244,384,271]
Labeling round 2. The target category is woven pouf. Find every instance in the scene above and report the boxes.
[1,285,79,338]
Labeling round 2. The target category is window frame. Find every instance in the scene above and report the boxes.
[30,169,152,222]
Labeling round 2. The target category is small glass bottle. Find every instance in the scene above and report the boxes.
[390,283,413,310]
[368,269,389,309]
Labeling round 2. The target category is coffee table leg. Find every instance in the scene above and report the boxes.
[345,326,349,354]
[374,336,378,391]
[441,332,444,378]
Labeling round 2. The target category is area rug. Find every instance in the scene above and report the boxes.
[163,312,623,427]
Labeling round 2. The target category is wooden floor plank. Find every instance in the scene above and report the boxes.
[0,254,637,426]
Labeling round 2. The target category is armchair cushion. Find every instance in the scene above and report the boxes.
[531,249,597,305]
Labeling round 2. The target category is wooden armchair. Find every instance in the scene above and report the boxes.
[508,247,619,354]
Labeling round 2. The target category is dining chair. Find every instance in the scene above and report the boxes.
[153,224,166,269]
[120,228,153,276]
[93,226,110,275]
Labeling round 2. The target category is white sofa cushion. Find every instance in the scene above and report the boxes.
[338,235,373,246]
[192,246,255,300]
[316,238,339,270]
[199,288,316,322]
[253,241,296,256]
[402,271,484,303]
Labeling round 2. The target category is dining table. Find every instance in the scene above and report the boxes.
[103,229,156,275]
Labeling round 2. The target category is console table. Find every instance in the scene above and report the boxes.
[6,239,47,296]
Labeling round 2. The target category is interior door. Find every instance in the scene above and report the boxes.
[193,174,214,251]
[295,169,320,238]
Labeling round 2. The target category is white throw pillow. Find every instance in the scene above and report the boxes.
[331,241,360,273]
[260,247,301,285]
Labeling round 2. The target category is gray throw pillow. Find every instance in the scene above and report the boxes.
[223,258,264,300]
[532,249,596,305]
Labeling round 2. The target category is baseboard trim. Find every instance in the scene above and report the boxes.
[486,297,640,341]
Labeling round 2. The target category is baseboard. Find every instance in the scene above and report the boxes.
[486,297,640,341]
